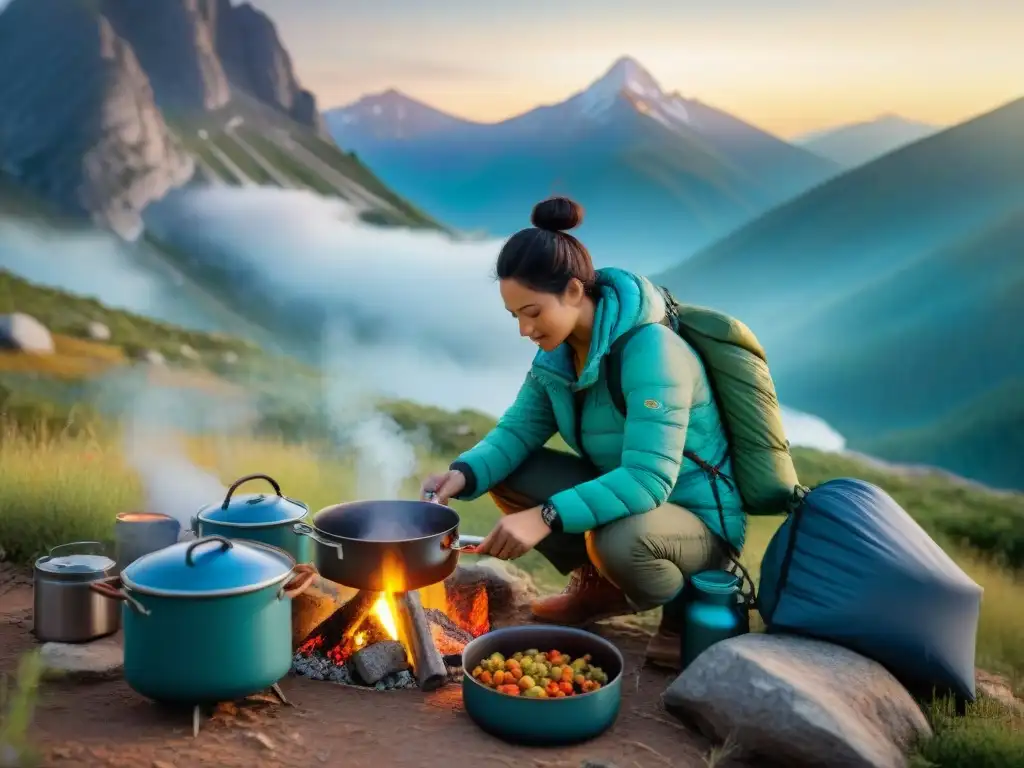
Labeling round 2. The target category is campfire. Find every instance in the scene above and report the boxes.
[292,555,490,692]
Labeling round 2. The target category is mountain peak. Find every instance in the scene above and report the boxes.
[588,55,663,100]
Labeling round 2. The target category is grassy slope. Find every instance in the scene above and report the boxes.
[167,97,443,230]
[655,97,1024,336]
[0,268,257,364]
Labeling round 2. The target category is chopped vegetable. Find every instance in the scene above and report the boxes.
[471,648,611,698]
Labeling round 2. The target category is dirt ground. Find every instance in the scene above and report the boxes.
[1,564,739,768]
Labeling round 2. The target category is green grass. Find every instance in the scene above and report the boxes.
[0,650,43,767]
[0,268,258,365]
[0,414,1020,761]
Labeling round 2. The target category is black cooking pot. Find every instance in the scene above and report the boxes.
[291,500,484,592]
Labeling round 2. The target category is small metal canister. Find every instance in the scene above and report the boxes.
[115,512,181,573]
[33,541,121,643]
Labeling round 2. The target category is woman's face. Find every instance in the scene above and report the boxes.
[500,278,584,352]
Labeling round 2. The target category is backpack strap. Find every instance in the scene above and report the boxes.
[605,321,669,417]
[604,314,756,607]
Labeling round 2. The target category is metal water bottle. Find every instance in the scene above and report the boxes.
[681,570,750,669]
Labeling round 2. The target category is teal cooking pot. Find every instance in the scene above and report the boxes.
[191,474,314,564]
[91,536,315,703]
[461,625,624,745]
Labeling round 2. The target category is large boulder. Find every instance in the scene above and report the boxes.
[662,633,932,768]
[0,313,55,354]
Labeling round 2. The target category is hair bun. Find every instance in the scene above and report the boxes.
[531,197,584,233]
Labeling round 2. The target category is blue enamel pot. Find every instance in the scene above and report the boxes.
[91,536,316,704]
[461,625,625,746]
[191,474,314,564]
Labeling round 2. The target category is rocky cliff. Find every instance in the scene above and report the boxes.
[99,0,324,131]
[0,0,195,240]
[98,0,232,113]
[208,0,325,131]
[0,0,328,239]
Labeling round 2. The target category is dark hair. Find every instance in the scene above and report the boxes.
[495,197,597,295]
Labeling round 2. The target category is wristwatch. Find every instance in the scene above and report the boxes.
[540,500,561,532]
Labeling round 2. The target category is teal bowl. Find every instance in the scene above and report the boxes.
[461,625,624,746]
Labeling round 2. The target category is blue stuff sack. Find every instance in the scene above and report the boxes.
[758,477,982,702]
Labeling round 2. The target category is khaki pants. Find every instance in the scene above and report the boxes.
[490,448,726,614]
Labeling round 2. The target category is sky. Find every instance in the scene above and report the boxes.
[245,0,1023,137]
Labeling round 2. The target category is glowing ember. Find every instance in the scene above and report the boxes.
[373,596,399,641]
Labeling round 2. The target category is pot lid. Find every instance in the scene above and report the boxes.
[36,542,114,577]
[197,473,308,526]
[121,536,293,596]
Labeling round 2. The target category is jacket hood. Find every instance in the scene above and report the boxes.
[533,267,666,389]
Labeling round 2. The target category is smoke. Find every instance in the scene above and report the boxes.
[109,376,249,532]
[318,324,421,500]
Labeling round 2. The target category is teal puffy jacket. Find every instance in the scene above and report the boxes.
[453,268,745,551]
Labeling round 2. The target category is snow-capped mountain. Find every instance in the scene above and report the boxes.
[324,88,472,142]
[323,56,840,270]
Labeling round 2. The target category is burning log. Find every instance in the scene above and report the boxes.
[442,578,490,637]
[297,590,381,665]
[392,591,447,692]
[424,608,474,656]
[291,575,354,649]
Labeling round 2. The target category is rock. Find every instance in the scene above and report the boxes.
[351,641,409,685]
[40,636,124,681]
[0,0,195,240]
[222,350,239,365]
[142,350,166,366]
[0,313,55,354]
[152,761,176,768]
[86,321,112,341]
[179,343,200,361]
[662,633,932,768]
[1,744,22,768]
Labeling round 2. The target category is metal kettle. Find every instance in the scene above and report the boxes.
[33,541,120,644]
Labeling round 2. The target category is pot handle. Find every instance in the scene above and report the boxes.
[447,534,485,553]
[292,523,344,559]
[90,578,151,616]
[221,473,283,509]
[185,535,233,566]
[48,541,107,558]
[277,563,317,600]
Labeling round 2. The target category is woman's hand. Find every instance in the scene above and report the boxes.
[472,506,551,560]
[420,469,466,505]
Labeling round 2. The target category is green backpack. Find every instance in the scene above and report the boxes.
[606,286,804,520]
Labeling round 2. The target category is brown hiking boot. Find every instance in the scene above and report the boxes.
[645,627,682,670]
[529,564,632,625]
[645,609,683,670]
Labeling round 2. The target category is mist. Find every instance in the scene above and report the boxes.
[1,184,846,452]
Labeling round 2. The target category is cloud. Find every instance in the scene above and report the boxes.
[145,186,537,413]
[1,184,845,449]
